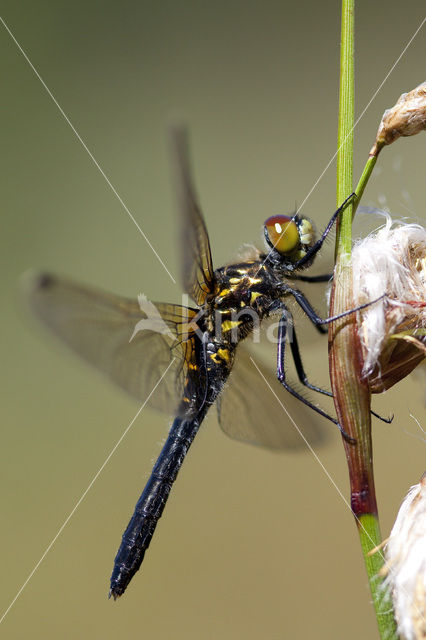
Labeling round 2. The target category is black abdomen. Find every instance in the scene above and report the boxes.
[109,416,201,598]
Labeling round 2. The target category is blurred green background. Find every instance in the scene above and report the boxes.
[1,2,425,638]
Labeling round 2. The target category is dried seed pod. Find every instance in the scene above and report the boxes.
[352,215,426,392]
[370,82,426,156]
[384,473,426,640]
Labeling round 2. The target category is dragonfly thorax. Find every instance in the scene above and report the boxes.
[203,261,281,347]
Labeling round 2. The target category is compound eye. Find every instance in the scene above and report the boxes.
[264,215,299,254]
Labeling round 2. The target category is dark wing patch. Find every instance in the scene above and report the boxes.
[24,273,201,417]
[171,127,215,305]
[217,344,326,450]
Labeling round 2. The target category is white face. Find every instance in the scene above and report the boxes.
[298,218,315,248]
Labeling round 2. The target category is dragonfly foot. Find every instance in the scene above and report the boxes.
[338,423,357,445]
[371,409,394,424]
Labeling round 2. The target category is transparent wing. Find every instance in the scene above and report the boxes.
[217,344,327,450]
[24,273,200,417]
[171,127,215,305]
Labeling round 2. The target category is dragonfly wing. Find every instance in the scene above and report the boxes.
[171,127,215,306]
[25,273,200,416]
[217,344,327,450]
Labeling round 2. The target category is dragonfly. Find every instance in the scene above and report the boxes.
[26,129,373,600]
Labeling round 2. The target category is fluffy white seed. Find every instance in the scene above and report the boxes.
[352,214,426,377]
[384,474,426,640]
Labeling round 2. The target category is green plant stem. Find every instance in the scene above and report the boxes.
[358,515,397,637]
[336,0,354,250]
[330,1,398,638]
[353,155,377,216]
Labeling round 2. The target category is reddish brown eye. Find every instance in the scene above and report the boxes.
[264,215,299,254]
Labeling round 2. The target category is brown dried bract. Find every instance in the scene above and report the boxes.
[370,82,426,156]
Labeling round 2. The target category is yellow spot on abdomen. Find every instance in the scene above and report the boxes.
[217,348,231,362]
[210,348,231,364]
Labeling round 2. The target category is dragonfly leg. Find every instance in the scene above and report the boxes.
[285,310,332,397]
[371,409,394,424]
[276,310,355,444]
[280,299,393,425]
[287,273,333,283]
[291,192,355,270]
[282,286,387,327]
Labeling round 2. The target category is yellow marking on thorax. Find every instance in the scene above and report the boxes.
[221,319,241,332]
[218,288,231,297]
[250,291,262,304]
[291,249,307,260]
[229,277,241,284]
[248,277,262,285]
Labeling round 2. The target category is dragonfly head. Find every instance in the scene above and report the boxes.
[263,214,316,269]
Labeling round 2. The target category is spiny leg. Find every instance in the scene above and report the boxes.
[371,409,394,424]
[282,290,393,423]
[283,286,386,327]
[291,192,355,270]
[285,310,332,397]
[287,273,333,283]
[276,309,355,443]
